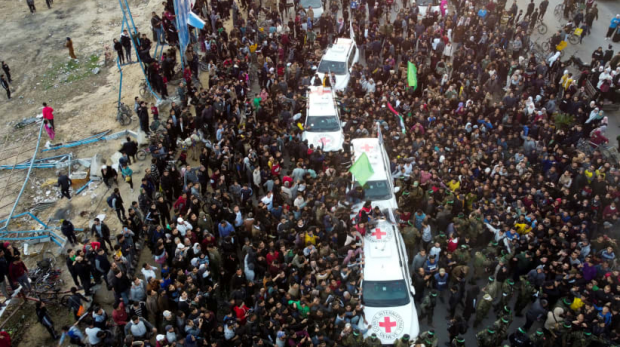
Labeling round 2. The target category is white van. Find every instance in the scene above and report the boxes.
[415,0,441,19]
[362,219,420,343]
[301,86,344,152]
[317,38,359,91]
[299,0,323,22]
[350,137,399,214]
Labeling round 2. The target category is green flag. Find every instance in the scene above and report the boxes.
[349,152,374,187]
[407,62,417,90]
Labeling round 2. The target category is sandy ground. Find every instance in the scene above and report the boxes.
[0,0,178,345]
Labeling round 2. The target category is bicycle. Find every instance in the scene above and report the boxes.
[554,3,564,20]
[115,101,132,126]
[534,18,548,35]
[541,39,566,58]
[139,80,156,99]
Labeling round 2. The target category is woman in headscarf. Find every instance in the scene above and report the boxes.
[586,108,603,124]
[525,96,536,115]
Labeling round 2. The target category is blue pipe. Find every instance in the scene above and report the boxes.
[26,212,48,228]
[1,122,44,230]
[119,0,161,102]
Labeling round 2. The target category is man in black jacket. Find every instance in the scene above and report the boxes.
[61,220,78,245]
[57,171,72,200]
[91,218,113,252]
[120,29,132,63]
[0,249,10,299]
[112,269,132,306]
[121,137,139,163]
[74,256,93,295]
[95,248,112,289]
[101,165,118,188]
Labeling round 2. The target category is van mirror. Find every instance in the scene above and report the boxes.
[394,186,401,193]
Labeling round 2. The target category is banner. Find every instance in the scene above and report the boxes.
[188,12,205,30]
[407,61,417,90]
[387,103,406,135]
[349,152,374,187]
[174,0,192,56]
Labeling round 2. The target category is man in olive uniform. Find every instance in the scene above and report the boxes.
[492,314,512,342]
[418,290,438,326]
[398,190,413,213]
[474,293,494,328]
[453,213,468,236]
[433,231,448,249]
[469,212,485,245]
[567,330,601,347]
[553,297,573,312]
[483,276,500,300]
[364,333,382,347]
[410,181,424,209]
[450,336,466,346]
[394,333,412,347]
[495,279,515,313]
[471,251,490,284]
[454,244,471,265]
[485,241,500,257]
[514,275,537,316]
[344,328,364,346]
[558,322,572,347]
[414,330,437,347]
[509,327,533,347]
[401,221,420,261]
[529,328,546,347]
[476,328,499,347]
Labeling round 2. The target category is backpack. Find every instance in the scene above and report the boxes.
[107,195,114,208]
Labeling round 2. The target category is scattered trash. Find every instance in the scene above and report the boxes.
[92,67,100,74]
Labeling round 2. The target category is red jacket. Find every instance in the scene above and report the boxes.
[0,331,11,347]
[42,106,54,120]
[8,261,27,282]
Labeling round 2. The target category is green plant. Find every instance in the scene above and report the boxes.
[40,54,101,90]
[553,112,575,130]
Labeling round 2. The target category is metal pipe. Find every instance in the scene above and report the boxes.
[119,0,161,101]
[0,122,44,231]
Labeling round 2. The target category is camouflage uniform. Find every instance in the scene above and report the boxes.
[567,330,601,347]
[414,331,438,347]
[410,186,424,209]
[553,297,573,313]
[483,277,501,300]
[476,328,499,347]
[529,329,547,347]
[454,245,471,265]
[514,276,536,316]
[558,322,572,347]
[364,335,383,347]
[473,294,494,328]
[471,251,490,284]
[401,222,420,260]
[494,279,515,312]
[492,312,513,341]
[393,336,412,347]
[450,336,466,347]
[418,291,438,325]
[343,331,364,346]
[398,191,414,213]
[433,232,448,249]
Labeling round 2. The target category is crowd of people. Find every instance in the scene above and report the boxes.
[9,0,620,345]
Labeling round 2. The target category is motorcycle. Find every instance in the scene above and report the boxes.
[565,52,591,71]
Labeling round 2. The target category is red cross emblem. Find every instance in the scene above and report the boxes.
[310,87,331,95]
[379,316,397,333]
[359,144,374,152]
[318,137,331,144]
[372,228,387,240]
